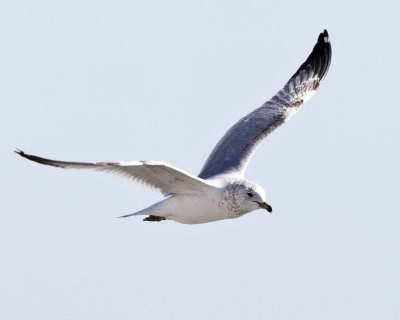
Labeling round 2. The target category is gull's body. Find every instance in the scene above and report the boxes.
[138,191,224,224]
[125,177,268,224]
[17,30,332,224]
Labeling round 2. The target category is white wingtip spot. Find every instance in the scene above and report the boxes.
[324,36,329,43]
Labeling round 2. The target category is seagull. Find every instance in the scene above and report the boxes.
[17,30,331,224]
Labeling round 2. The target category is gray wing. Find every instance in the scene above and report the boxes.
[16,150,216,196]
[198,30,331,179]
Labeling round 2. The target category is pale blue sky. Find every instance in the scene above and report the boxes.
[1,0,399,319]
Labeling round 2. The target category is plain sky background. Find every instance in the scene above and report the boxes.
[1,0,399,319]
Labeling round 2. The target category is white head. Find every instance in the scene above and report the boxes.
[220,180,272,217]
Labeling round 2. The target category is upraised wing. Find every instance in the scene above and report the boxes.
[198,30,331,180]
[16,150,216,196]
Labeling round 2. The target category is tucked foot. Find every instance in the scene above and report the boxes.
[143,215,166,222]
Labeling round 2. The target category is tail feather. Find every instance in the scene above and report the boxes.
[118,199,167,219]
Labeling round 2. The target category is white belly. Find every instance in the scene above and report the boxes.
[155,194,229,224]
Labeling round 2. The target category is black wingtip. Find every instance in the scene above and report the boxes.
[290,29,332,82]
[15,149,34,162]
[15,148,25,157]
[15,149,35,161]
[318,29,329,44]
[15,149,57,167]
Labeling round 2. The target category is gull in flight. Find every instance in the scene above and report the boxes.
[17,30,332,224]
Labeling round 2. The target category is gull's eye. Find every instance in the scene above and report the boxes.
[247,192,253,197]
